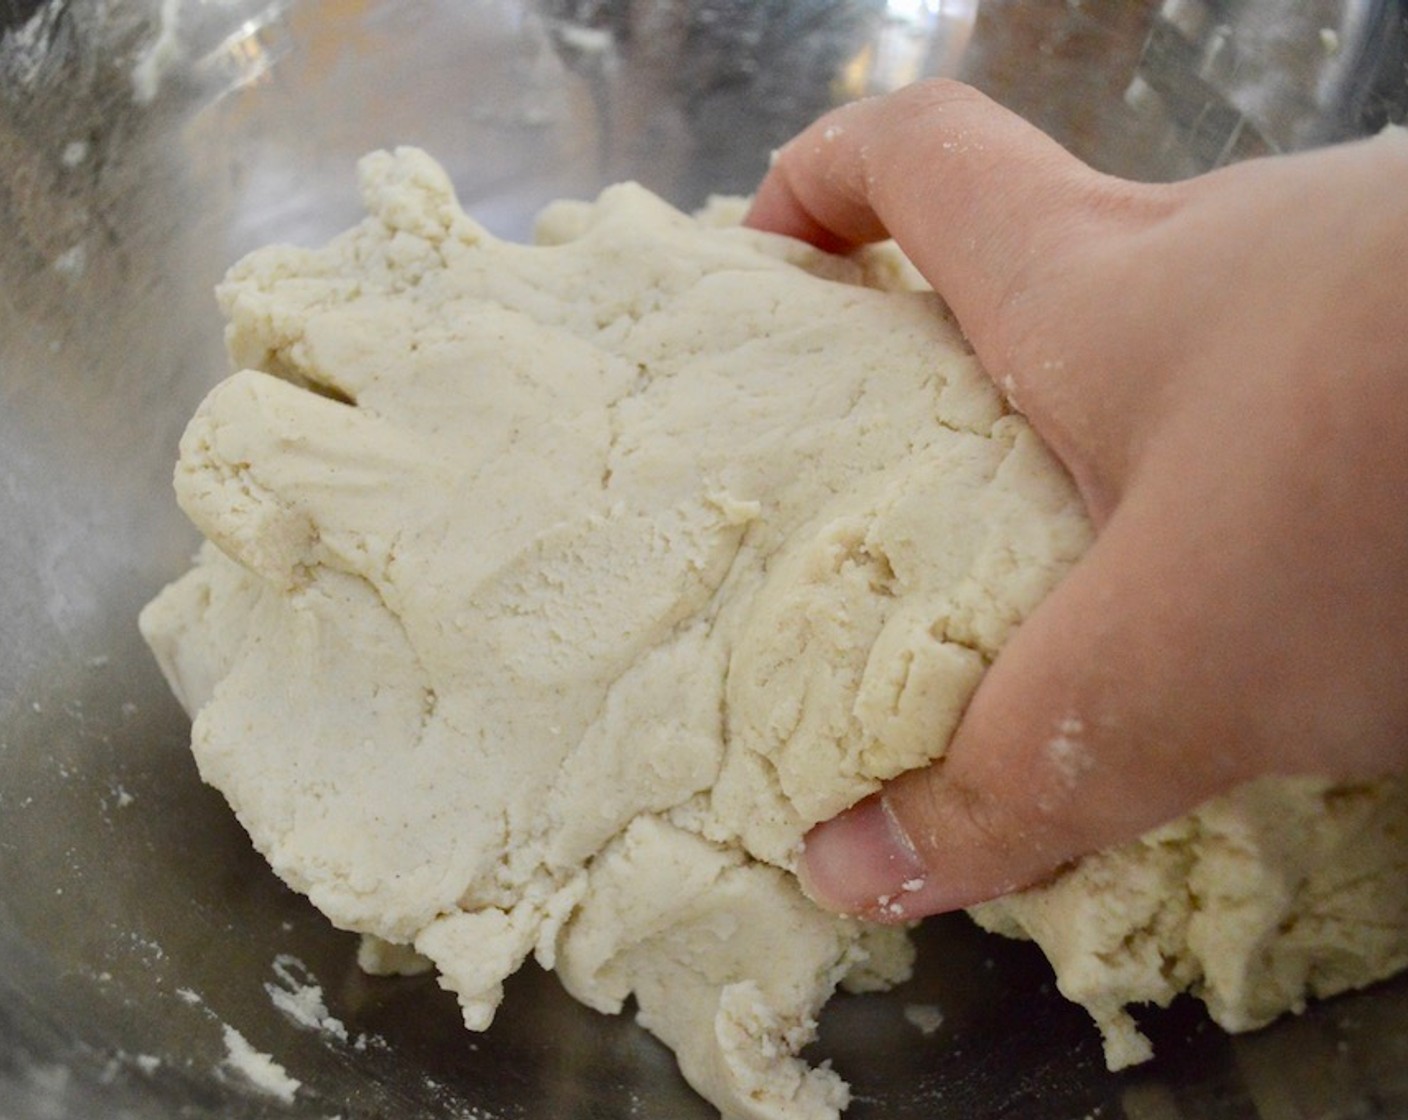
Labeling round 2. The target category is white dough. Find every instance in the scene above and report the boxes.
[140,148,1408,1116]
[972,776,1408,1068]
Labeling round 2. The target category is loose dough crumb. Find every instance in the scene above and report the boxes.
[358,933,435,977]
[902,1003,945,1036]
[141,148,1408,1117]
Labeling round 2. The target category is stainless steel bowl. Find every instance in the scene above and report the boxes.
[3,2,1406,1117]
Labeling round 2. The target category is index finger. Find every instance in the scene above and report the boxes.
[745,80,1128,360]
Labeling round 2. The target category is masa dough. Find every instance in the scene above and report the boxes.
[140,148,1408,1116]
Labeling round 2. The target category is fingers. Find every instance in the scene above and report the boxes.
[746,81,1132,363]
[798,487,1271,921]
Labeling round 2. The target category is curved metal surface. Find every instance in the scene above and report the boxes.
[1,1,1406,1118]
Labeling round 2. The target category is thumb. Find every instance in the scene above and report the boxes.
[799,493,1270,921]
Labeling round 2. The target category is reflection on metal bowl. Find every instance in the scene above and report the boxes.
[1,1,1405,1117]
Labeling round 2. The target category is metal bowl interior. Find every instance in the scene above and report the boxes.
[2,1,1407,1117]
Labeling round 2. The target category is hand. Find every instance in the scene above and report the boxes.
[745,80,1408,921]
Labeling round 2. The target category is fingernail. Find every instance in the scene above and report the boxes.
[800,794,928,921]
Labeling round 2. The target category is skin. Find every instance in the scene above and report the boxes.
[743,79,1408,922]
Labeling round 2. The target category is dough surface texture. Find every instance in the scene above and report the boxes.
[140,148,1408,1115]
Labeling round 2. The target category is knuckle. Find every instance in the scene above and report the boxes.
[890,77,988,118]
[914,769,1024,859]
